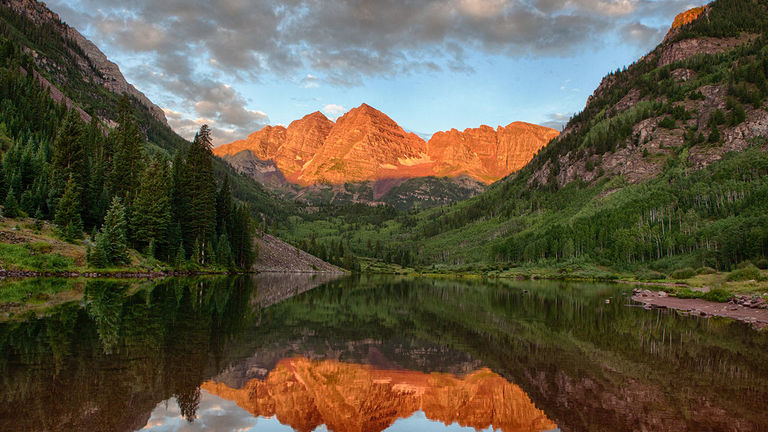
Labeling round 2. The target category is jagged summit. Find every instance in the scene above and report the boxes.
[214,103,558,185]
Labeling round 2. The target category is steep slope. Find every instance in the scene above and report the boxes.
[214,104,557,187]
[298,104,429,184]
[429,122,558,183]
[313,0,768,273]
[252,233,344,273]
[0,0,343,271]
[530,1,768,188]
[2,0,167,125]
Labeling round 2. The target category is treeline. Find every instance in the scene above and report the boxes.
[298,233,361,271]
[0,48,255,269]
[490,147,768,270]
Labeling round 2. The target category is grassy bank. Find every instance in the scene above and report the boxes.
[360,256,768,298]
[0,216,234,276]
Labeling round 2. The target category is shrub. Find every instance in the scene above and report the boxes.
[27,242,53,254]
[726,265,760,281]
[696,266,717,275]
[755,258,768,270]
[702,289,733,303]
[670,267,697,279]
[636,269,666,280]
[675,288,701,299]
[737,261,754,269]
[659,116,676,129]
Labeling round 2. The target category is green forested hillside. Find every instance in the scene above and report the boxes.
[279,0,768,278]
[0,3,271,270]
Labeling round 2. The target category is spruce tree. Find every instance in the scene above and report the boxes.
[99,197,129,266]
[3,188,19,218]
[50,110,87,215]
[54,176,84,242]
[215,233,234,268]
[88,233,109,268]
[215,175,232,236]
[132,156,172,257]
[108,96,145,205]
[181,125,216,264]
[230,204,255,269]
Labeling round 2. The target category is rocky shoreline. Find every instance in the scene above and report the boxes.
[632,289,768,328]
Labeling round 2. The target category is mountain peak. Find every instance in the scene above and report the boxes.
[670,6,707,31]
[216,106,557,186]
[304,111,330,121]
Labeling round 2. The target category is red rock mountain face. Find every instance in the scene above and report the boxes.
[213,104,558,185]
[202,357,557,432]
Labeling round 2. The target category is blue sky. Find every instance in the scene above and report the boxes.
[47,0,698,145]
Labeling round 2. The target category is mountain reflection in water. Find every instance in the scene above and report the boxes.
[202,357,556,432]
[1,275,768,432]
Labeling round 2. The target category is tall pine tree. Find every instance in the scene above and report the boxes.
[108,96,145,206]
[49,110,88,218]
[54,175,84,242]
[95,197,130,266]
[132,156,172,257]
[180,125,216,264]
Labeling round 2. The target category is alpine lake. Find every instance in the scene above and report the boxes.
[1,274,767,432]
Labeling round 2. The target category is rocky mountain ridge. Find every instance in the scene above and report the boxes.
[1,0,168,126]
[531,2,768,189]
[214,103,558,186]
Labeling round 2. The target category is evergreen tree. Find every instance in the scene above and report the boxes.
[50,110,87,215]
[3,188,20,218]
[132,156,172,257]
[108,96,145,205]
[215,175,232,236]
[181,125,216,264]
[229,204,255,269]
[88,233,109,268]
[54,176,84,242]
[98,197,129,266]
[215,233,234,268]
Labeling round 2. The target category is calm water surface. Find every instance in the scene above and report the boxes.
[1,274,767,432]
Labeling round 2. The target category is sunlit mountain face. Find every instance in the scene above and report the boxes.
[212,104,559,186]
[202,357,556,432]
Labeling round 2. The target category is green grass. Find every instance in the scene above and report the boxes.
[0,243,75,271]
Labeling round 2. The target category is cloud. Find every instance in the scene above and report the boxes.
[620,21,665,46]
[47,0,694,142]
[322,104,347,119]
[140,390,261,431]
[50,0,690,84]
[302,74,320,89]
[541,112,573,131]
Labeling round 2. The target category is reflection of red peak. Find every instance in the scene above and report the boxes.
[213,104,557,186]
[202,357,556,432]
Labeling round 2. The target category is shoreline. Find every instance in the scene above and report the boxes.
[0,269,246,279]
[632,289,768,328]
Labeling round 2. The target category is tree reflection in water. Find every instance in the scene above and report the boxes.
[0,275,767,431]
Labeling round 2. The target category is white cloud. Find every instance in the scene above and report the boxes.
[322,104,347,119]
